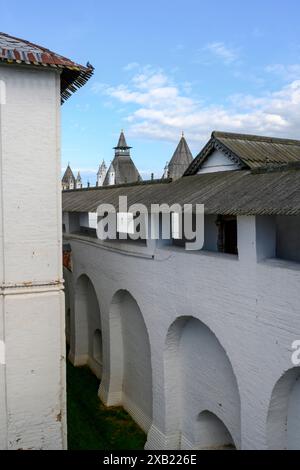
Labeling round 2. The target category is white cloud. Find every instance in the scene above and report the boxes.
[204,41,239,65]
[93,66,300,146]
[265,63,300,81]
[123,62,139,71]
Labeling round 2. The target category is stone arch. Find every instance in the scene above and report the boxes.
[195,410,235,449]
[73,274,103,378]
[267,367,300,449]
[164,316,241,449]
[102,289,153,433]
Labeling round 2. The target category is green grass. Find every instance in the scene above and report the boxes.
[67,359,146,450]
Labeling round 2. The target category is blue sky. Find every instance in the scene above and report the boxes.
[2,0,300,183]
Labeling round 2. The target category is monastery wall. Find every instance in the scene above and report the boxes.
[64,213,300,449]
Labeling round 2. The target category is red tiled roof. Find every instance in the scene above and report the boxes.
[0,32,94,103]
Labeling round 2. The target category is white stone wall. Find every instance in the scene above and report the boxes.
[0,64,66,449]
[114,291,152,432]
[179,318,241,449]
[197,150,240,174]
[64,213,300,450]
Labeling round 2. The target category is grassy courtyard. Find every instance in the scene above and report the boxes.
[66,360,146,450]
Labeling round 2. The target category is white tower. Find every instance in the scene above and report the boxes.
[76,171,82,189]
[0,31,93,450]
[97,160,107,187]
[163,161,169,178]
[107,162,115,186]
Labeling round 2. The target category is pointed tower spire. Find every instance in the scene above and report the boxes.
[62,164,76,190]
[113,130,132,157]
[103,130,141,186]
[166,133,193,180]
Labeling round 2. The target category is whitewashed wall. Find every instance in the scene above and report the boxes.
[179,318,241,449]
[197,150,240,174]
[114,291,153,432]
[0,64,66,449]
[64,213,300,450]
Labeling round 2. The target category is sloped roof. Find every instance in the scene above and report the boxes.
[0,32,94,103]
[103,156,141,186]
[185,131,300,175]
[63,165,300,216]
[168,135,193,178]
[63,178,171,211]
[114,131,131,149]
[62,165,75,183]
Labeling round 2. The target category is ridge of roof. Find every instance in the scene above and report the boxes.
[212,130,300,146]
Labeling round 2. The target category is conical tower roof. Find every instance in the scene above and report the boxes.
[62,164,75,183]
[168,134,193,179]
[114,130,132,149]
[103,131,140,186]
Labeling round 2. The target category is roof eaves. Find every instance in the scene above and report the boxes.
[213,136,248,169]
[183,138,215,175]
[0,32,94,104]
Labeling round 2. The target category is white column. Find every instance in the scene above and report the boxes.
[237,215,276,264]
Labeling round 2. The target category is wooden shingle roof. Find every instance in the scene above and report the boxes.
[0,32,94,103]
[168,135,193,179]
[185,131,300,175]
[62,165,75,183]
[103,156,141,186]
[62,166,300,216]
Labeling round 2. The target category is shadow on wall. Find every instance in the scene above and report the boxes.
[196,410,235,449]
[267,367,300,449]
[73,274,103,379]
[164,316,240,450]
[101,289,153,433]
[67,277,242,449]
